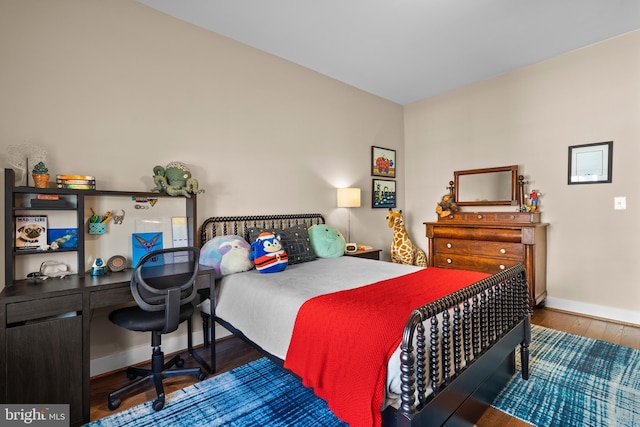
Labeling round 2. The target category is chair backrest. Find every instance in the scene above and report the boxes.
[131,246,200,334]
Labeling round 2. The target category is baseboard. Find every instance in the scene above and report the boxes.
[90,325,232,377]
[545,297,640,326]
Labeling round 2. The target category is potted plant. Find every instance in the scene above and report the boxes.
[32,161,50,188]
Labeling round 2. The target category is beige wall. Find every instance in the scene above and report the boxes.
[1,0,638,374]
[0,0,404,373]
[405,30,640,324]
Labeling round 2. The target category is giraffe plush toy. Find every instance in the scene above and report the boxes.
[385,208,427,267]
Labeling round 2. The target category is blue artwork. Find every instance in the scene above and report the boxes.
[132,232,163,267]
[48,228,78,249]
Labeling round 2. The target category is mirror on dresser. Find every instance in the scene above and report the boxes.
[453,165,519,206]
[427,164,547,308]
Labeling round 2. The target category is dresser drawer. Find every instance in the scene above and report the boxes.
[430,226,522,243]
[434,238,524,260]
[433,254,522,274]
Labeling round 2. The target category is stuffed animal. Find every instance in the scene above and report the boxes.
[308,225,346,258]
[386,209,427,267]
[435,194,460,218]
[249,232,288,273]
[200,235,253,278]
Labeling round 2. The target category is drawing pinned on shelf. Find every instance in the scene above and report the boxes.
[15,215,48,250]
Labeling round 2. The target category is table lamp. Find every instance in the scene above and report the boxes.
[337,188,361,249]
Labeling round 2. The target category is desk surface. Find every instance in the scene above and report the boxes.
[0,265,216,304]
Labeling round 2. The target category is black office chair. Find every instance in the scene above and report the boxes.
[107,247,206,412]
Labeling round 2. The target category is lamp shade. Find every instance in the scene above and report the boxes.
[337,188,361,208]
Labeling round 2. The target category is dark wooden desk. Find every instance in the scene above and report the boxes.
[0,265,215,426]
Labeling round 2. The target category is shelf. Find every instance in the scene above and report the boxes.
[5,168,198,285]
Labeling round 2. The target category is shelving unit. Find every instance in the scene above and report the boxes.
[4,168,197,285]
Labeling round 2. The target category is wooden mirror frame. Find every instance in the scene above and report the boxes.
[453,165,519,206]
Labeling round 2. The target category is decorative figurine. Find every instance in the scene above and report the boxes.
[150,161,204,197]
[32,161,50,188]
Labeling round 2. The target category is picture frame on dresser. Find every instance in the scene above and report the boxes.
[568,141,613,184]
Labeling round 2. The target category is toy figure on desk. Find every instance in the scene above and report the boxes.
[91,258,108,276]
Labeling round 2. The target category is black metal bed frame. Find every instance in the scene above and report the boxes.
[199,213,530,427]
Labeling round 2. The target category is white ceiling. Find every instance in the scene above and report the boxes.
[136,0,640,105]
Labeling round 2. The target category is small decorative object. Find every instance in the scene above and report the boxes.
[40,260,70,278]
[435,194,460,218]
[371,146,396,178]
[523,190,542,212]
[90,258,108,276]
[107,255,127,272]
[32,161,50,188]
[150,161,204,197]
[385,208,427,267]
[5,143,46,186]
[112,209,125,224]
[249,232,288,273]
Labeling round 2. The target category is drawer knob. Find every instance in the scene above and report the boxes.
[446,243,452,248]
[477,214,483,219]
[499,264,506,270]
[500,248,506,254]
[447,258,452,264]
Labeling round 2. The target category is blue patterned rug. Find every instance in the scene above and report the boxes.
[87,326,640,427]
[86,357,346,426]
[493,325,640,426]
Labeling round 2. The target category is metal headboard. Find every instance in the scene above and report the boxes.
[199,213,326,247]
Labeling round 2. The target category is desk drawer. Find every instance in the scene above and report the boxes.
[90,286,133,308]
[434,238,524,260]
[6,294,82,324]
[433,254,521,274]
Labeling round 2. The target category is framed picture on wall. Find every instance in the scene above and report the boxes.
[372,179,396,208]
[371,146,396,178]
[568,141,613,184]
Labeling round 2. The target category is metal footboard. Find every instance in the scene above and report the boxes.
[398,263,530,418]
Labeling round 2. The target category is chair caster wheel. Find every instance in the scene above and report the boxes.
[175,357,185,368]
[197,371,206,381]
[108,398,121,411]
[126,371,137,380]
[152,398,165,411]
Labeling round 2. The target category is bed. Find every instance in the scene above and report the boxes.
[199,213,531,427]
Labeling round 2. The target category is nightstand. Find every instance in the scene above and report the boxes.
[344,248,381,260]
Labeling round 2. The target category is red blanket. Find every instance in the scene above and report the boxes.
[284,267,489,427]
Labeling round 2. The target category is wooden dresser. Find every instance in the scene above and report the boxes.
[425,211,547,308]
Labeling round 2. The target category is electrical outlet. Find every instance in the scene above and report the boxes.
[614,197,626,210]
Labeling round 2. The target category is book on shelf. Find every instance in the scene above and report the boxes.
[57,183,96,190]
[36,194,60,200]
[15,215,48,250]
[56,178,96,185]
[30,198,70,208]
[56,174,96,181]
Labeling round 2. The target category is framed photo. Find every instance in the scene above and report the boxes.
[371,146,396,178]
[372,179,396,208]
[568,141,613,185]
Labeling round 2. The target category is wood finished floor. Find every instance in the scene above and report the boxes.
[90,308,640,424]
